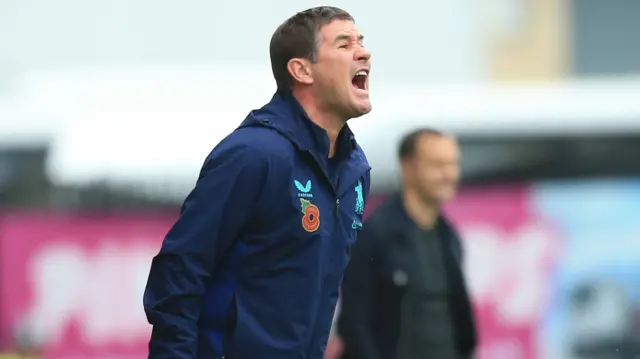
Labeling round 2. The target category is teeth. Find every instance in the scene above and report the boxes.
[355,70,367,77]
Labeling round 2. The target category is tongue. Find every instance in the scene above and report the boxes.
[352,76,364,89]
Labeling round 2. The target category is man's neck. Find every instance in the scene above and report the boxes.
[402,189,439,230]
[293,89,344,158]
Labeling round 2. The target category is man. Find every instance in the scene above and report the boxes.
[142,6,372,359]
[337,129,476,359]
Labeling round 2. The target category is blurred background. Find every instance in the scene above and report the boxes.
[1,0,640,358]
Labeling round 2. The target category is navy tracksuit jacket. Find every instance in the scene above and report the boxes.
[143,91,371,359]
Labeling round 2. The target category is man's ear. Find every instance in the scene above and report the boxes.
[287,58,314,85]
[400,158,414,180]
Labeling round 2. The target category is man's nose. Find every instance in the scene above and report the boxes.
[354,47,371,62]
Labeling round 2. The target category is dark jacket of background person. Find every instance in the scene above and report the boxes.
[337,194,476,359]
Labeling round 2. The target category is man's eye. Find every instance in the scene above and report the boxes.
[339,44,349,49]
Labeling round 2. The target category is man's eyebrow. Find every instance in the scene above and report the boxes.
[334,34,364,43]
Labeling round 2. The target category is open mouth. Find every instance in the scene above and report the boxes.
[352,70,368,91]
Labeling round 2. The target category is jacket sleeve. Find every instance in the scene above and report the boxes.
[337,224,381,359]
[143,133,268,359]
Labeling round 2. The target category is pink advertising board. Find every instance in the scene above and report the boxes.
[445,186,560,359]
[0,185,561,359]
[0,213,174,359]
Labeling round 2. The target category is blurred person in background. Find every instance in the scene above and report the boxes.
[337,128,476,359]
[143,6,372,359]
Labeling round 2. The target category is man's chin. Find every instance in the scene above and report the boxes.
[437,189,457,203]
[351,100,372,118]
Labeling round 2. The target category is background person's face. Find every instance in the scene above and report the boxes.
[405,135,461,204]
[311,19,372,120]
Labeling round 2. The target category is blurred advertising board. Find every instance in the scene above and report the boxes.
[445,185,560,359]
[2,180,640,359]
[0,213,172,359]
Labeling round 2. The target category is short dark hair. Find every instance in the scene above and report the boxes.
[398,128,444,160]
[270,7,354,91]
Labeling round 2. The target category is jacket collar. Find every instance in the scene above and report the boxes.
[385,192,458,241]
[240,91,358,159]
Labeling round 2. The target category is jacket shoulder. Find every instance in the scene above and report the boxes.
[364,198,394,223]
[218,125,295,161]
[362,197,407,238]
